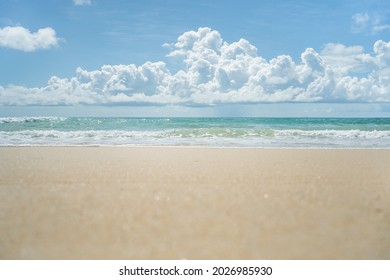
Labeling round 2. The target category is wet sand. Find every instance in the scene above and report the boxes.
[0,147,389,259]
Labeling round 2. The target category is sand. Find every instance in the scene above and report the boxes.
[0,147,389,259]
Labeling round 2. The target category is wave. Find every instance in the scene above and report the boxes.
[274,129,390,139]
[0,116,67,124]
[165,128,390,139]
[0,128,389,147]
[0,130,168,146]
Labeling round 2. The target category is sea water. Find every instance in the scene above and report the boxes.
[0,117,389,148]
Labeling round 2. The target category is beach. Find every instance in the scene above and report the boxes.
[0,147,389,259]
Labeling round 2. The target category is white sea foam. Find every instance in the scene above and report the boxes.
[274,129,390,139]
[0,116,67,123]
[0,130,168,146]
[0,128,389,148]
[1,117,389,147]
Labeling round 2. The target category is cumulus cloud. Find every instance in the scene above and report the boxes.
[73,0,92,6]
[1,27,390,106]
[0,26,59,52]
[320,43,375,74]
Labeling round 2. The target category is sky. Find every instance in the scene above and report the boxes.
[0,0,390,117]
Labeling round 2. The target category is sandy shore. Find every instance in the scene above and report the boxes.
[0,147,389,259]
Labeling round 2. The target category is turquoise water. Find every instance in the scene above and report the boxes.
[0,117,389,148]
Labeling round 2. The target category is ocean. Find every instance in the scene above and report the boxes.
[0,117,389,148]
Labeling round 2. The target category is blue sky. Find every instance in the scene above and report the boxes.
[0,0,390,117]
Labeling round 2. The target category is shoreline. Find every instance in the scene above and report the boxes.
[1,145,390,149]
[1,147,389,259]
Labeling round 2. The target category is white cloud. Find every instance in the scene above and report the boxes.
[0,26,59,52]
[351,12,390,34]
[351,13,370,33]
[373,24,390,32]
[320,43,375,74]
[73,0,92,6]
[0,27,390,106]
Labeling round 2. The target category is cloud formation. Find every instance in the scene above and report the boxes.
[351,12,390,34]
[0,26,59,52]
[351,13,370,33]
[73,0,92,6]
[1,27,390,106]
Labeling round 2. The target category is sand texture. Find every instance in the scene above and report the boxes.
[0,147,389,259]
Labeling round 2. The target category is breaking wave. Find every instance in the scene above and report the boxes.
[0,127,389,148]
[1,117,389,147]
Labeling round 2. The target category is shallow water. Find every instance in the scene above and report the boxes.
[0,117,389,148]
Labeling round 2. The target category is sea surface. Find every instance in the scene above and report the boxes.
[0,117,389,148]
